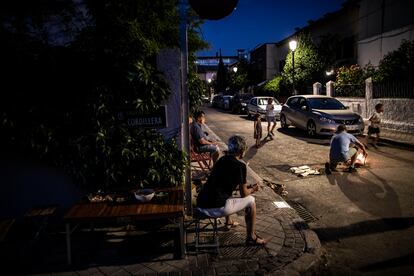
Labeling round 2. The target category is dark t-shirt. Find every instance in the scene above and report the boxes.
[196,155,247,208]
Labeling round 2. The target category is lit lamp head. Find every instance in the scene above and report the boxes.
[289,40,297,51]
[207,78,212,83]
[233,67,238,73]
[326,69,334,76]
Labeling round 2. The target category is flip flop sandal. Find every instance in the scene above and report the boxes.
[225,221,240,228]
[246,234,266,246]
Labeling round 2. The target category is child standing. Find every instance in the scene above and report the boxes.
[265,98,276,138]
[253,113,262,148]
[367,103,384,148]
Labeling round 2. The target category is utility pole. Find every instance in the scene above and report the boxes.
[179,0,192,215]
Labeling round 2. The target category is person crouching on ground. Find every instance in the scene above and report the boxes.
[325,124,367,174]
[190,110,220,164]
[196,135,266,245]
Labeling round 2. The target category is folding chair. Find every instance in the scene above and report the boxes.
[193,208,221,252]
[24,204,58,241]
[190,137,212,173]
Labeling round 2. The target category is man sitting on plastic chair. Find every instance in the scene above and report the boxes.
[195,135,266,246]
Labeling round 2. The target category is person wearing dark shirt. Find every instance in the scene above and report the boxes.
[196,135,265,245]
[190,110,220,164]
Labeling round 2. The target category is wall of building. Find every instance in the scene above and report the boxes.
[357,0,414,66]
[358,24,414,66]
[250,43,280,83]
[265,44,278,80]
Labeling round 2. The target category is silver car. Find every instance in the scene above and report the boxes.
[247,96,282,119]
[280,95,365,137]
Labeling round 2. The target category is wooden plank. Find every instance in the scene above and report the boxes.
[64,188,184,222]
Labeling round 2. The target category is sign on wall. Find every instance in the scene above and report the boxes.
[118,106,167,128]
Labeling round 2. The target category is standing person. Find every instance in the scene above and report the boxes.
[366,103,384,149]
[253,113,262,148]
[196,135,266,245]
[190,111,220,164]
[265,98,276,139]
[325,125,367,174]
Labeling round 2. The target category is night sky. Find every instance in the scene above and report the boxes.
[198,0,345,57]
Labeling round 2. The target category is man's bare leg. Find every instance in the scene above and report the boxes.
[245,204,265,244]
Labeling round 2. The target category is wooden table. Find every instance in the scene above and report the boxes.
[64,187,184,265]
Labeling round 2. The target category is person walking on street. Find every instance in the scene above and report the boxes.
[265,98,276,139]
[325,125,367,174]
[190,110,220,164]
[196,135,266,245]
[253,113,262,148]
[366,103,384,149]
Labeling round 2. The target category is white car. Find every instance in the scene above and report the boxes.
[247,96,282,120]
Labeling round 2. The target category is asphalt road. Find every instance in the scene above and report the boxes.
[203,105,414,275]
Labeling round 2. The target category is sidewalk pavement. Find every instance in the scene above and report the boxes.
[373,127,414,148]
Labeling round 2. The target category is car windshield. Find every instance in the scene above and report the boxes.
[308,98,346,110]
[257,98,280,105]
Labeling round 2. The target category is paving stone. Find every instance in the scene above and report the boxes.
[124,264,156,275]
[111,269,133,276]
[77,267,105,276]
[214,265,229,274]
[142,261,177,273]
[164,259,191,271]
[52,272,81,276]
[197,253,210,267]
[98,266,123,275]
[181,270,192,276]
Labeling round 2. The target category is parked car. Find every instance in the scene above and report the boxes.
[211,95,223,108]
[212,94,233,110]
[202,95,211,104]
[247,96,282,119]
[280,95,365,137]
[231,93,254,114]
[222,95,233,110]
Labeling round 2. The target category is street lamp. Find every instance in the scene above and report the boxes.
[232,66,238,73]
[289,40,297,95]
[325,69,334,76]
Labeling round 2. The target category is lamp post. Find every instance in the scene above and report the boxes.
[289,40,297,95]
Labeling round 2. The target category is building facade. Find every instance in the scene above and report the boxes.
[274,0,413,76]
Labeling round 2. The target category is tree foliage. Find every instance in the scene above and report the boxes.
[333,63,377,97]
[0,0,206,190]
[228,59,249,92]
[262,76,286,97]
[282,33,324,92]
[373,39,414,82]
